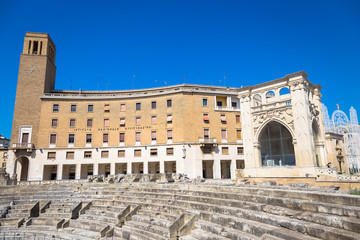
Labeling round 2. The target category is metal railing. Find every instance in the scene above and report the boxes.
[11,143,35,150]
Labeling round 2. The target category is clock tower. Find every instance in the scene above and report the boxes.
[11,32,56,147]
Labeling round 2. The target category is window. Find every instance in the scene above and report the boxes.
[167,129,173,140]
[104,104,110,112]
[220,114,226,123]
[167,115,173,124]
[236,115,241,124]
[236,129,242,140]
[151,131,157,141]
[150,149,158,156]
[167,99,172,108]
[237,147,244,155]
[53,104,59,112]
[222,147,229,155]
[136,102,141,110]
[51,119,58,127]
[103,133,109,143]
[151,101,156,109]
[120,104,126,112]
[203,113,209,122]
[88,104,94,112]
[50,134,57,144]
[68,134,75,144]
[69,119,76,127]
[87,118,93,128]
[120,118,126,127]
[204,129,210,138]
[203,98,208,106]
[66,151,74,159]
[70,104,77,112]
[232,102,237,108]
[166,148,174,156]
[86,134,92,143]
[134,149,141,157]
[221,129,227,140]
[47,152,56,159]
[118,150,125,158]
[101,151,109,158]
[135,132,141,142]
[217,101,222,107]
[119,132,125,143]
[151,116,157,124]
[84,151,92,158]
[104,119,110,127]
[136,117,141,125]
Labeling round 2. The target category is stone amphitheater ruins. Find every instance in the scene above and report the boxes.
[1,32,360,239]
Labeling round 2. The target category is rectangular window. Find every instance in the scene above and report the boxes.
[134,149,141,157]
[84,151,92,158]
[167,115,173,124]
[151,101,156,109]
[88,104,94,112]
[204,128,210,138]
[53,104,59,112]
[150,148,158,156]
[120,118,126,127]
[203,98,208,106]
[167,99,172,108]
[68,134,75,144]
[51,119,58,127]
[217,101,222,107]
[136,117,141,125]
[87,118,93,128]
[70,104,77,112]
[101,151,109,158]
[237,147,244,155]
[136,102,141,110]
[69,119,76,127]
[203,113,209,122]
[50,134,57,144]
[166,148,174,156]
[118,150,125,158]
[236,129,242,140]
[135,132,141,142]
[151,116,157,124]
[220,114,226,123]
[221,129,227,140]
[236,115,241,123]
[222,147,229,155]
[86,134,92,143]
[66,151,74,159]
[104,119,110,127]
[103,133,109,143]
[151,131,157,141]
[167,129,173,140]
[119,132,125,143]
[104,104,110,112]
[120,104,126,112]
[47,152,56,159]
[232,102,237,108]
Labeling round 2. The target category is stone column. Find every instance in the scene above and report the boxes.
[57,164,63,180]
[213,158,221,179]
[110,162,116,175]
[143,162,148,174]
[75,164,81,179]
[288,72,316,168]
[160,160,165,173]
[127,162,132,175]
[93,163,99,176]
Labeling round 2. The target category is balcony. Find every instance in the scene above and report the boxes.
[199,137,217,147]
[215,106,241,112]
[12,143,35,152]
[252,99,291,113]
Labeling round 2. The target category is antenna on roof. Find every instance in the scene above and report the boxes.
[155,79,157,87]
[164,81,167,86]
[132,74,135,89]
[223,72,227,86]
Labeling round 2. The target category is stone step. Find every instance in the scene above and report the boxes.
[131,214,172,228]
[125,220,170,238]
[29,217,63,227]
[61,226,101,239]
[120,224,169,240]
[191,228,229,240]
[195,220,259,240]
[137,208,179,221]
[0,218,22,226]
[68,218,109,232]
[84,205,125,217]
[23,224,58,231]
[78,213,117,224]
[40,212,72,219]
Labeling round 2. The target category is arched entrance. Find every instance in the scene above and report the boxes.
[15,156,29,181]
[259,121,295,166]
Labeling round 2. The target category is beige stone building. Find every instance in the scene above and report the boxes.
[7,32,331,181]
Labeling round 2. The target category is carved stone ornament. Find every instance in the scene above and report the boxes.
[252,107,294,133]
[288,79,309,91]
[309,103,320,122]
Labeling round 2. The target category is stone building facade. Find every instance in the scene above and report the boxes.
[7,32,329,181]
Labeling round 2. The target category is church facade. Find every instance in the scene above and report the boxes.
[7,32,329,181]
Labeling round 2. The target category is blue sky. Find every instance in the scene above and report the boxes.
[1,0,360,139]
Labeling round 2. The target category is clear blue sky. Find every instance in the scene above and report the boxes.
[1,0,360,139]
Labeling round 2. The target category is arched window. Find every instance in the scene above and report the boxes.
[259,121,295,166]
[279,87,290,95]
[253,94,262,106]
[265,91,275,98]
